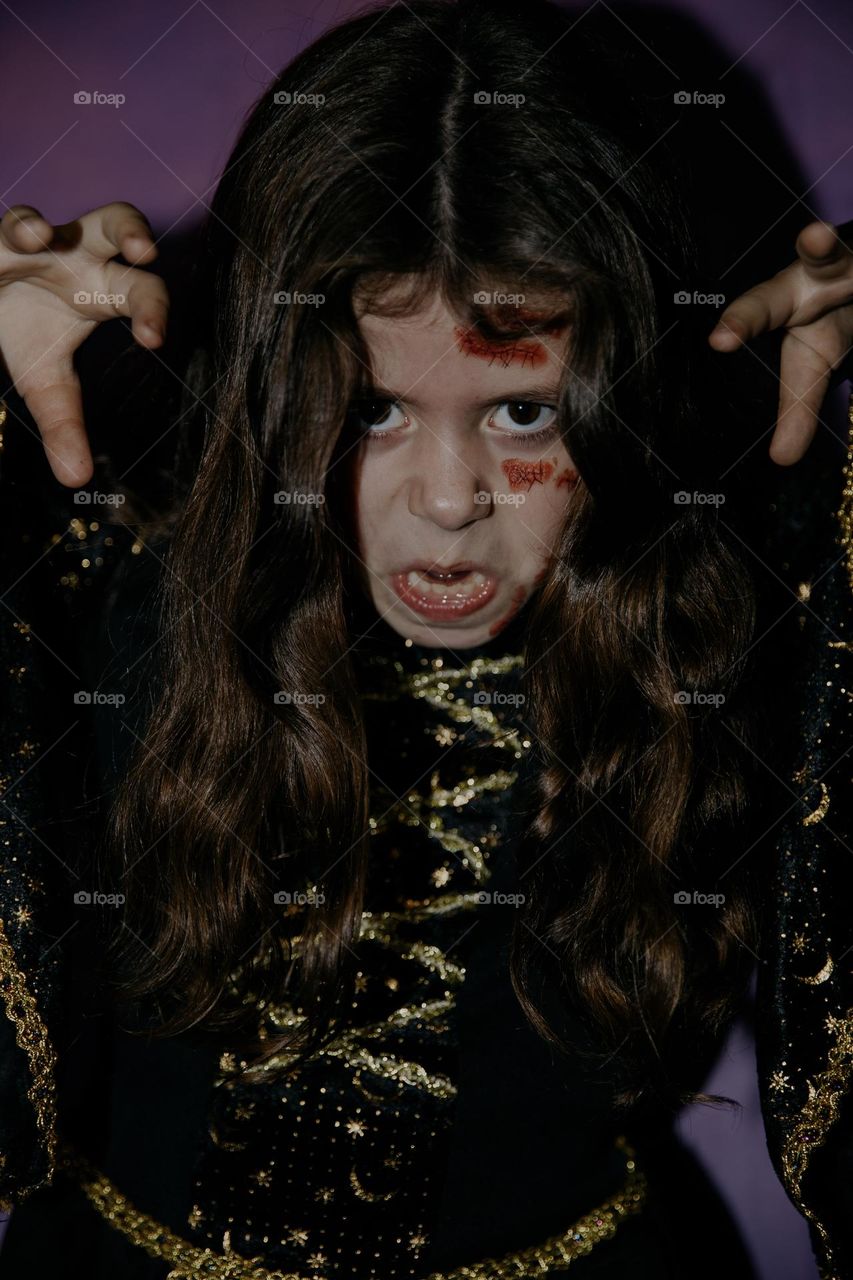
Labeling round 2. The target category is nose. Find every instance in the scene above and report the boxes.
[407,431,492,530]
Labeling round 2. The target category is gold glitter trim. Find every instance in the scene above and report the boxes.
[361,654,530,757]
[777,387,853,1278]
[0,914,58,1204]
[243,995,457,1097]
[60,1134,646,1280]
[778,1008,853,1276]
[836,387,853,598]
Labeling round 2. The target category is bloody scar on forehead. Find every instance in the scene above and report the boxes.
[454,308,568,369]
[454,325,548,368]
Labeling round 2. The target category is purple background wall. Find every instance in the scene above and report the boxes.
[2,2,853,1277]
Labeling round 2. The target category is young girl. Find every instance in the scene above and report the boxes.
[1,2,853,1277]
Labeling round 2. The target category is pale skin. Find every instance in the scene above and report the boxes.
[350,285,576,648]
[0,202,852,643]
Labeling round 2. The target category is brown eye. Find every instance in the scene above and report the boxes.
[491,401,557,434]
[349,399,406,431]
[507,401,541,426]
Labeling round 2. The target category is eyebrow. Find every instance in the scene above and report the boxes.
[352,381,563,408]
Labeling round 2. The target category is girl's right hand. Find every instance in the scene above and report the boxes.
[0,202,169,486]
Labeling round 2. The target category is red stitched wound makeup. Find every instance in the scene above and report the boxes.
[555,466,580,490]
[488,584,527,637]
[501,458,556,490]
[454,306,569,369]
[455,326,549,369]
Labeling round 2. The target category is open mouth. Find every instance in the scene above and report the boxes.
[390,566,498,621]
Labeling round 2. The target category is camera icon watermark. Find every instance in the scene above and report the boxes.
[473,290,527,306]
[73,490,126,505]
[73,889,126,906]
[473,889,526,905]
[473,91,525,108]
[273,90,325,107]
[673,490,725,506]
[673,290,725,307]
[673,90,725,108]
[273,290,325,307]
[73,690,126,706]
[674,690,726,708]
[673,889,726,907]
[74,291,127,308]
[474,489,526,506]
[273,489,325,505]
[73,90,126,108]
[472,690,525,707]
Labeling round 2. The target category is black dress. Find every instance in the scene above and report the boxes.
[0,480,761,1280]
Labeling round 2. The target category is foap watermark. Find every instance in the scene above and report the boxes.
[73,90,125,108]
[474,890,526,905]
[273,889,326,906]
[74,490,126,506]
[673,889,726,907]
[674,690,726,708]
[473,691,526,707]
[274,490,325,505]
[473,91,525,108]
[474,490,526,506]
[273,691,327,705]
[674,290,725,307]
[273,290,325,307]
[74,290,127,308]
[74,889,126,906]
[273,90,325,107]
[673,90,725,109]
[74,690,126,706]
[673,490,725,506]
[473,290,526,306]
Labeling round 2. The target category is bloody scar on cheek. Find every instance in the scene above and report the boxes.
[488,583,527,637]
[555,466,580,490]
[501,457,556,490]
[454,325,549,369]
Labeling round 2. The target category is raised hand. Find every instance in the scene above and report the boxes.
[708,218,853,466]
[0,201,169,486]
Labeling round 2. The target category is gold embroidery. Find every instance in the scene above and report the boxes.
[837,388,853,599]
[795,955,834,986]
[349,1167,398,1202]
[243,997,458,1099]
[0,914,59,1204]
[778,1009,853,1275]
[60,1134,646,1280]
[779,389,853,1278]
[802,780,830,826]
[360,653,530,757]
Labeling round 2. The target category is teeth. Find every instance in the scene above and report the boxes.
[407,569,486,595]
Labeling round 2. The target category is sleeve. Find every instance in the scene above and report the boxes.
[756,385,853,1280]
[0,393,148,1210]
[0,603,63,1209]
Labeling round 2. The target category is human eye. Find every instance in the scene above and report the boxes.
[488,401,559,444]
[348,397,409,439]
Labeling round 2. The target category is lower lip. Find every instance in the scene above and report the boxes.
[390,569,499,621]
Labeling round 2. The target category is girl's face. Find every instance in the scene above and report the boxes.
[349,283,580,649]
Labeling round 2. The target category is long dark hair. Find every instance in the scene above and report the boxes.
[104,0,769,1110]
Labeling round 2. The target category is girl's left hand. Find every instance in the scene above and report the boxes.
[708,218,853,465]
